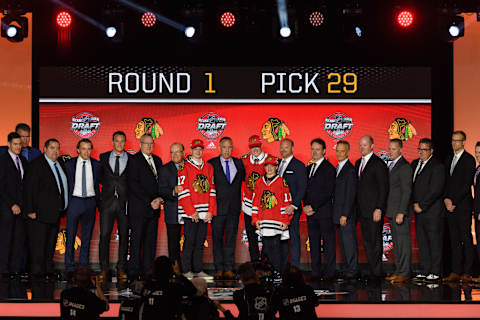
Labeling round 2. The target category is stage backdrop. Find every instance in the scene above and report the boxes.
[39,102,431,267]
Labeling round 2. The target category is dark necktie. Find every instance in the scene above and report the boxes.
[54,162,65,210]
[475,166,480,186]
[15,156,22,180]
[114,155,120,176]
[82,161,87,197]
[225,159,231,183]
[254,158,259,164]
[309,163,317,178]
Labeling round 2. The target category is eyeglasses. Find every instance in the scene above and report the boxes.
[417,148,431,152]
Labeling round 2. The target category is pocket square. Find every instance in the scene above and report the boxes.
[285,170,294,174]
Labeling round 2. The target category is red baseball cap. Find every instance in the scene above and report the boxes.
[264,155,278,166]
[248,135,262,148]
[190,139,204,149]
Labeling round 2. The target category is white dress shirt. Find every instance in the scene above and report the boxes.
[358,152,374,177]
[309,158,324,178]
[73,157,95,197]
[450,149,464,175]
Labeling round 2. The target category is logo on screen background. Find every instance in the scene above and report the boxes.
[197,112,227,140]
[388,117,417,141]
[382,223,393,261]
[375,150,391,164]
[323,112,354,140]
[71,112,101,138]
[261,118,290,143]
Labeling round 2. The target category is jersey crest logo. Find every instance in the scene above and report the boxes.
[261,190,278,209]
[193,174,210,194]
[247,172,261,191]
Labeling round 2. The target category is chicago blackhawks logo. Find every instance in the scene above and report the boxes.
[261,118,290,143]
[261,190,278,209]
[247,172,261,191]
[135,117,164,140]
[197,112,227,140]
[71,112,101,138]
[323,112,354,140]
[193,174,210,194]
[388,117,417,141]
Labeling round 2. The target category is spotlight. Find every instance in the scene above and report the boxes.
[56,11,72,28]
[441,15,464,41]
[355,26,362,37]
[1,14,28,42]
[309,11,325,27]
[397,10,414,28]
[184,26,195,38]
[449,25,459,37]
[220,12,236,28]
[141,11,156,28]
[105,26,117,38]
[279,26,291,38]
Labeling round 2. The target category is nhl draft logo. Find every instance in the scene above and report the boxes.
[241,229,263,250]
[71,112,101,138]
[375,150,391,164]
[323,112,354,140]
[382,223,393,261]
[197,112,227,140]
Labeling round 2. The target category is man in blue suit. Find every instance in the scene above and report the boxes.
[278,138,307,270]
[64,139,102,278]
[0,123,42,162]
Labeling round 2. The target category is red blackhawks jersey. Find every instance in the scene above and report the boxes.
[241,152,270,216]
[177,156,216,223]
[251,175,292,240]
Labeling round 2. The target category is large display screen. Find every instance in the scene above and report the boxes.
[38,66,431,266]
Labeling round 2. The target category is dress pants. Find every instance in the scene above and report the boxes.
[415,210,442,275]
[359,215,383,277]
[446,209,473,275]
[212,215,239,272]
[281,209,301,270]
[389,215,412,277]
[128,214,159,277]
[262,235,282,272]
[65,197,96,272]
[307,217,336,278]
[26,219,58,276]
[166,223,182,264]
[244,214,260,261]
[336,218,358,277]
[99,200,129,272]
[0,209,26,273]
[182,219,207,273]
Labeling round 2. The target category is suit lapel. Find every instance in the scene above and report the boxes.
[451,152,465,176]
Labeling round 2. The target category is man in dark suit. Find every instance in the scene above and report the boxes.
[127,134,162,279]
[443,131,476,283]
[0,123,42,162]
[411,138,445,283]
[355,135,389,280]
[64,139,102,277]
[384,139,412,283]
[303,138,336,279]
[208,137,245,279]
[472,142,480,283]
[98,131,131,282]
[23,138,68,279]
[333,140,358,281]
[278,138,308,270]
[0,132,28,276]
[155,143,185,267]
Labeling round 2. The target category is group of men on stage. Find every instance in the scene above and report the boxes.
[1,122,480,284]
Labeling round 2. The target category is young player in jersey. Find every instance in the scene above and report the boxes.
[241,135,270,261]
[251,155,292,272]
[177,139,216,278]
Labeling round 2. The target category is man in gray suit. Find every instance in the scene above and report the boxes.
[385,139,412,283]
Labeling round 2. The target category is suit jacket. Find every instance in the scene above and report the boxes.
[158,161,181,224]
[0,152,28,212]
[333,160,357,223]
[127,152,162,218]
[355,153,389,217]
[386,156,412,218]
[303,159,336,220]
[474,165,480,215]
[99,151,132,211]
[23,155,67,224]
[0,146,41,162]
[208,156,245,216]
[411,157,445,216]
[281,156,308,210]
[444,150,476,212]
[65,157,102,204]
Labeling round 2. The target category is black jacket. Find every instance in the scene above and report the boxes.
[127,152,162,218]
[304,158,336,220]
[411,157,445,215]
[23,155,67,224]
[333,160,357,223]
[355,153,389,217]
[474,165,480,215]
[444,150,476,212]
[0,152,28,212]
[158,161,181,224]
[208,156,245,216]
[99,151,131,212]
[386,156,412,218]
[281,157,308,210]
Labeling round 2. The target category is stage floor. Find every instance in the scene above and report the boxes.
[1,277,480,318]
